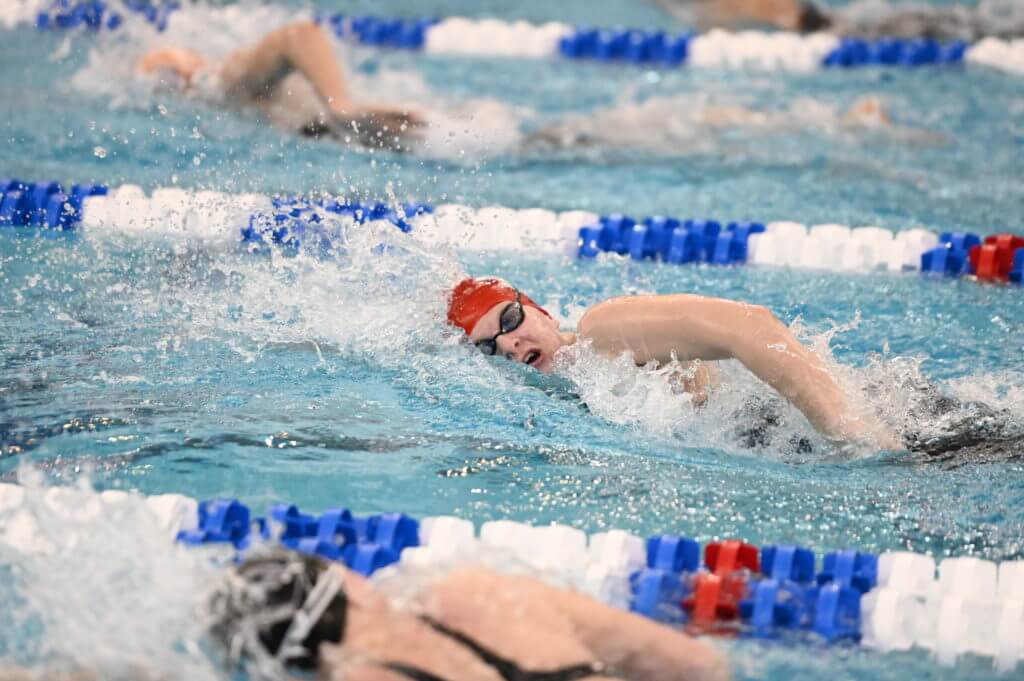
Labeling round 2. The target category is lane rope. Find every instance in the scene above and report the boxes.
[4,177,1022,285]
[21,1,1024,75]
[2,483,1020,671]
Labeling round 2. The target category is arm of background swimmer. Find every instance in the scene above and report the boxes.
[218,21,352,112]
[549,587,731,681]
[699,0,802,30]
[577,294,883,442]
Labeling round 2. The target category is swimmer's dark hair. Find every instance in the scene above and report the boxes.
[207,548,347,672]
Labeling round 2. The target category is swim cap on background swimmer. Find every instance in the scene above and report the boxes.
[447,277,550,335]
[207,548,347,680]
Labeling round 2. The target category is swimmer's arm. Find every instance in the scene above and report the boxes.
[435,571,729,681]
[547,587,730,681]
[219,21,422,129]
[578,295,888,443]
[694,0,804,30]
[219,21,354,110]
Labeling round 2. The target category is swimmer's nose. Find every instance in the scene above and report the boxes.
[499,334,520,360]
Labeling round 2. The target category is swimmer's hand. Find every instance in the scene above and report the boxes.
[667,361,716,409]
[328,107,425,151]
[137,48,206,84]
[338,107,424,134]
[355,106,426,131]
[842,96,891,127]
[822,408,903,450]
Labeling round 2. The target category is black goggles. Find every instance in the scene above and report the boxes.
[475,291,525,356]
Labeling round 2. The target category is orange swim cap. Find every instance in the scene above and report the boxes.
[447,277,550,335]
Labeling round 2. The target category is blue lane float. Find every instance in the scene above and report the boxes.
[822,37,967,67]
[178,498,421,576]
[0,178,107,229]
[240,196,432,250]
[578,215,766,266]
[35,0,178,32]
[1012,249,1024,283]
[557,28,695,66]
[920,231,983,277]
[315,14,440,50]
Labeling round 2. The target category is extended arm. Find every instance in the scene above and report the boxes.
[218,21,421,131]
[577,294,895,444]
[428,569,728,681]
[544,584,730,681]
[218,21,354,110]
[655,0,808,31]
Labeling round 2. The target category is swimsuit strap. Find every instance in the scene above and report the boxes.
[373,617,609,681]
[382,661,456,681]
[422,617,607,681]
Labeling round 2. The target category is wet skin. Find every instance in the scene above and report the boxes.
[467,303,576,374]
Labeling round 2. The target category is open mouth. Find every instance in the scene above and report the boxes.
[524,350,541,366]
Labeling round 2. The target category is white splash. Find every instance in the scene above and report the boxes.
[0,472,222,678]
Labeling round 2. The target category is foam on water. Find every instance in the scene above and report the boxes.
[0,0,47,30]
[0,473,221,678]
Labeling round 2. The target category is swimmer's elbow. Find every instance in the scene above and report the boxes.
[657,637,731,681]
[703,646,731,681]
[724,303,792,362]
[745,303,775,323]
[735,303,784,340]
[751,304,792,337]
[286,19,330,44]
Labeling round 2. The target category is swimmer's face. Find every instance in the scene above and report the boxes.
[469,302,564,373]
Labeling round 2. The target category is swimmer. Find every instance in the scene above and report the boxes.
[653,0,1024,41]
[0,547,730,681]
[524,95,942,154]
[447,278,900,448]
[208,548,730,681]
[137,21,423,150]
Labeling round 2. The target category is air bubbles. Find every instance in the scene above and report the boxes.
[92,146,108,159]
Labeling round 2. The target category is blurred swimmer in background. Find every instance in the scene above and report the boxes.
[653,0,1024,40]
[524,94,943,154]
[138,21,423,150]
[136,20,939,159]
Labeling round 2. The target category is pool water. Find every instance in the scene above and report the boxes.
[1,0,1023,679]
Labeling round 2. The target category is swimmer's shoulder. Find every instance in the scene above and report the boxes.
[578,294,710,354]
[579,293,713,337]
[577,296,631,341]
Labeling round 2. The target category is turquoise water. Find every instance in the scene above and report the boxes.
[1,0,1023,679]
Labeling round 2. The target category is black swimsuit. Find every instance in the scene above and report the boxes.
[381,618,608,681]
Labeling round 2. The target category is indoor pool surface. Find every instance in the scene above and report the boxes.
[1,0,1023,679]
